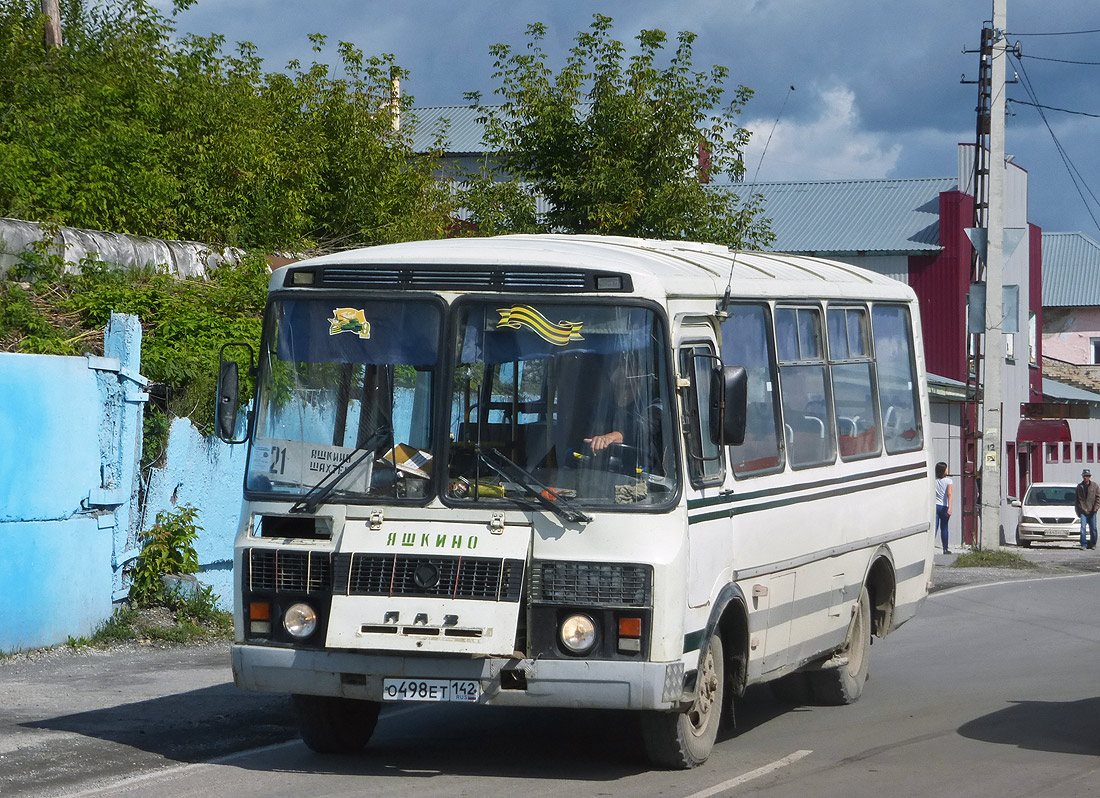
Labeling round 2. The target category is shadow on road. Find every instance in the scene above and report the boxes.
[957,696,1100,756]
[22,681,801,781]
[23,683,297,763]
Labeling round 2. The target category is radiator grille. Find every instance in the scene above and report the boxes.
[530,561,652,607]
[333,553,524,602]
[247,549,332,593]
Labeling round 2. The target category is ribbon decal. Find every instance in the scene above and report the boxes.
[496,305,584,346]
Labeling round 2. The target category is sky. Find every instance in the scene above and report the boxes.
[156,0,1100,238]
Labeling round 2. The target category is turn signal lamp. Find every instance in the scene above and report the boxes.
[618,616,643,653]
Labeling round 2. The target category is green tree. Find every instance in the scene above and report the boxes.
[0,0,454,250]
[467,15,772,249]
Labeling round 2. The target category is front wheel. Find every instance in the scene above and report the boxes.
[641,633,724,769]
[293,694,381,754]
[809,586,871,706]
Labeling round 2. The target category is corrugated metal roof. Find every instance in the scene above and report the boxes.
[408,105,489,154]
[743,178,957,255]
[1043,377,1100,404]
[1041,231,1100,307]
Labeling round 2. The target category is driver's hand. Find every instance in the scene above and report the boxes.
[585,431,623,452]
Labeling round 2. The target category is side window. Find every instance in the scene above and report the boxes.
[872,304,924,453]
[678,343,724,486]
[776,305,836,469]
[720,303,783,476]
[827,305,881,460]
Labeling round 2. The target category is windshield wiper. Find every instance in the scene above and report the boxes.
[289,426,394,514]
[477,447,592,524]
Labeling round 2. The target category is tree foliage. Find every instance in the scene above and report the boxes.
[0,0,454,250]
[467,15,772,249]
[0,237,269,444]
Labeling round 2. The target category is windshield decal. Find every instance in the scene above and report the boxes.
[329,307,371,339]
[496,305,583,346]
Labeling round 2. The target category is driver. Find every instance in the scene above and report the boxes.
[584,354,664,473]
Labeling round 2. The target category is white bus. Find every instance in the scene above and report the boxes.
[218,234,934,769]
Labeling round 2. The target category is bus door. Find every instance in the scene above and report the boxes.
[678,335,729,609]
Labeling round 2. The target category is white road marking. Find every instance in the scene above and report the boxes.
[682,749,812,798]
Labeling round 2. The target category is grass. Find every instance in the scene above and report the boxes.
[951,549,1037,569]
[77,586,233,649]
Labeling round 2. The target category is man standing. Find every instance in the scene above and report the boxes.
[1075,468,1100,550]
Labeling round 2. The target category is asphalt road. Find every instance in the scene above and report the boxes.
[3,547,1100,797]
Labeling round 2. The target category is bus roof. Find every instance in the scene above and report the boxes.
[276,234,918,303]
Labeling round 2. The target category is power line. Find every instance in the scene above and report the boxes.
[1010,98,1100,119]
[1007,28,1100,36]
[1011,55,1100,235]
[1019,54,1100,66]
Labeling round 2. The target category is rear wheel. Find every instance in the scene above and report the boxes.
[1018,537,1032,548]
[293,694,381,754]
[809,586,871,706]
[641,633,724,769]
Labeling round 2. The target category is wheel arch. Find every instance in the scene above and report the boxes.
[698,582,749,696]
[863,546,897,639]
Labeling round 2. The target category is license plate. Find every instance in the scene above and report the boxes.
[382,678,481,703]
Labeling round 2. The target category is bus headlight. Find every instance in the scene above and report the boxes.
[560,614,597,654]
[284,602,318,639]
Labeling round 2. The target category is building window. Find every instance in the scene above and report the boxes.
[1047,443,1058,463]
[1089,444,1095,462]
[1064,442,1072,462]
[1092,338,1100,365]
[1076,443,1084,462]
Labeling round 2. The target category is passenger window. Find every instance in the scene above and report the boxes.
[720,304,783,476]
[827,306,881,460]
[776,306,836,469]
[872,305,923,453]
[679,344,724,486]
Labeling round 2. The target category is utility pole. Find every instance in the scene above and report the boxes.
[979,0,1008,550]
[41,0,63,49]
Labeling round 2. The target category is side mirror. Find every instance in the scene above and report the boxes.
[216,343,254,444]
[1010,499,1021,508]
[711,365,747,446]
[216,360,239,441]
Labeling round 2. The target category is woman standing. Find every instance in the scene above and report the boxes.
[934,462,953,554]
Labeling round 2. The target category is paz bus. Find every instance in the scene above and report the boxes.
[216,234,934,769]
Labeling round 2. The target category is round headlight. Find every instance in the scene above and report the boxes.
[560,614,597,654]
[283,602,318,639]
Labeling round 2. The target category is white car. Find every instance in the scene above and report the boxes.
[1013,483,1079,547]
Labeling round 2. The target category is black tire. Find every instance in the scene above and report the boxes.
[1018,538,1032,548]
[809,586,871,706]
[293,694,381,754]
[641,633,724,769]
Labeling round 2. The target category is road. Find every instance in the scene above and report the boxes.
[4,570,1100,797]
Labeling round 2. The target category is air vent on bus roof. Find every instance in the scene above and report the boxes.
[285,265,631,293]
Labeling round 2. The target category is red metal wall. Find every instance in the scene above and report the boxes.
[908,190,975,381]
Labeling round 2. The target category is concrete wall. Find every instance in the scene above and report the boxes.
[142,418,248,606]
[0,314,148,652]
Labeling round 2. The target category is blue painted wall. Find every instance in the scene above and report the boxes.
[0,314,147,652]
[143,417,249,608]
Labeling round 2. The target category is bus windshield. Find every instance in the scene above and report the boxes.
[445,300,677,509]
[246,297,441,502]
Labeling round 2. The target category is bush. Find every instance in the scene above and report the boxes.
[128,505,202,606]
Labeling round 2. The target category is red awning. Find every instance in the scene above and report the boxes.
[1016,418,1072,443]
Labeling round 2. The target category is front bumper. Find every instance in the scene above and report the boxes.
[1018,522,1078,542]
[232,643,685,711]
